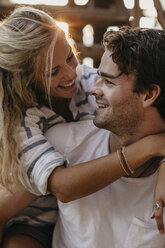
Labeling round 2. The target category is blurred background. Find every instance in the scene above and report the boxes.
[0,0,164,67]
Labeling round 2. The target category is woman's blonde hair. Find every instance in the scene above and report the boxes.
[0,6,62,190]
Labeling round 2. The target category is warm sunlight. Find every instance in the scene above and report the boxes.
[10,0,68,5]
[9,0,162,67]
[74,0,89,5]
[83,24,94,47]
[10,0,90,5]
[124,0,161,28]
[123,0,134,9]
[56,21,69,35]
[83,57,93,68]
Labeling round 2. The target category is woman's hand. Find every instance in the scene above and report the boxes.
[151,162,165,234]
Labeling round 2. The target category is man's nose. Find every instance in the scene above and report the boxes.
[89,78,103,96]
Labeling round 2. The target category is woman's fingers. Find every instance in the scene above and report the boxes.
[151,201,164,234]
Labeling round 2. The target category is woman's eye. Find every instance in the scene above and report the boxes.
[47,67,59,77]
[51,68,59,77]
[67,53,74,63]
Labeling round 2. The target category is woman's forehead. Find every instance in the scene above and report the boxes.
[52,34,71,66]
[55,33,71,50]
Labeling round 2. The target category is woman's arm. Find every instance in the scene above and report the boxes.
[151,162,165,234]
[0,185,36,243]
[0,133,165,239]
[48,133,165,202]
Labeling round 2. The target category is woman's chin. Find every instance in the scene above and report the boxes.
[51,83,78,99]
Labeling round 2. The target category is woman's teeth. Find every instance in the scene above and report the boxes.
[60,81,75,88]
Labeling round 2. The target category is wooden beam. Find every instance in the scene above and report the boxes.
[153,0,165,29]
[76,43,104,60]
[129,0,142,27]
[0,4,130,27]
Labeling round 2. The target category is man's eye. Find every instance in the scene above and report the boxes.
[104,79,113,86]
[67,53,74,63]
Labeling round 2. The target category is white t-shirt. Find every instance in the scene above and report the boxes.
[45,120,165,248]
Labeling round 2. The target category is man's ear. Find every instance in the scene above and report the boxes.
[142,84,161,108]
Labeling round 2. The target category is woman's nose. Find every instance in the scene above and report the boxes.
[64,64,77,80]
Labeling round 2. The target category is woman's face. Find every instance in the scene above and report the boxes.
[47,34,78,99]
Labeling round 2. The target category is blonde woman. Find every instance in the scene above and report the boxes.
[0,7,165,248]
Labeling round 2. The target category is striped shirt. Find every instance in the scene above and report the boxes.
[18,64,98,195]
[6,65,98,229]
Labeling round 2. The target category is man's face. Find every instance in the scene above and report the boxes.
[90,49,144,137]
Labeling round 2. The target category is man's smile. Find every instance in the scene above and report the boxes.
[96,101,109,109]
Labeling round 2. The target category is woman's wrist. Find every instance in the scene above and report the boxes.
[124,136,157,171]
[143,133,165,158]
[141,135,157,157]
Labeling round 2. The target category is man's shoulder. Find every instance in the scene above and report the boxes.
[45,120,110,157]
[45,120,97,141]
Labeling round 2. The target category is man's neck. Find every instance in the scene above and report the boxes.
[109,124,165,178]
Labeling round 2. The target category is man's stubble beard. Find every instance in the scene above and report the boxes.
[93,96,144,139]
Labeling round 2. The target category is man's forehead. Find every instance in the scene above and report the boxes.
[99,50,121,77]
[98,54,122,79]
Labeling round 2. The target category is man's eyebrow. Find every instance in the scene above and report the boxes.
[97,70,122,79]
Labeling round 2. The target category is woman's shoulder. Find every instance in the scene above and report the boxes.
[22,105,55,118]
[76,64,97,80]
[21,105,65,130]
[75,64,98,91]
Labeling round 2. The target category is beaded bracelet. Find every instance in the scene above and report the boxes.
[122,146,134,174]
[117,147,134,175]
